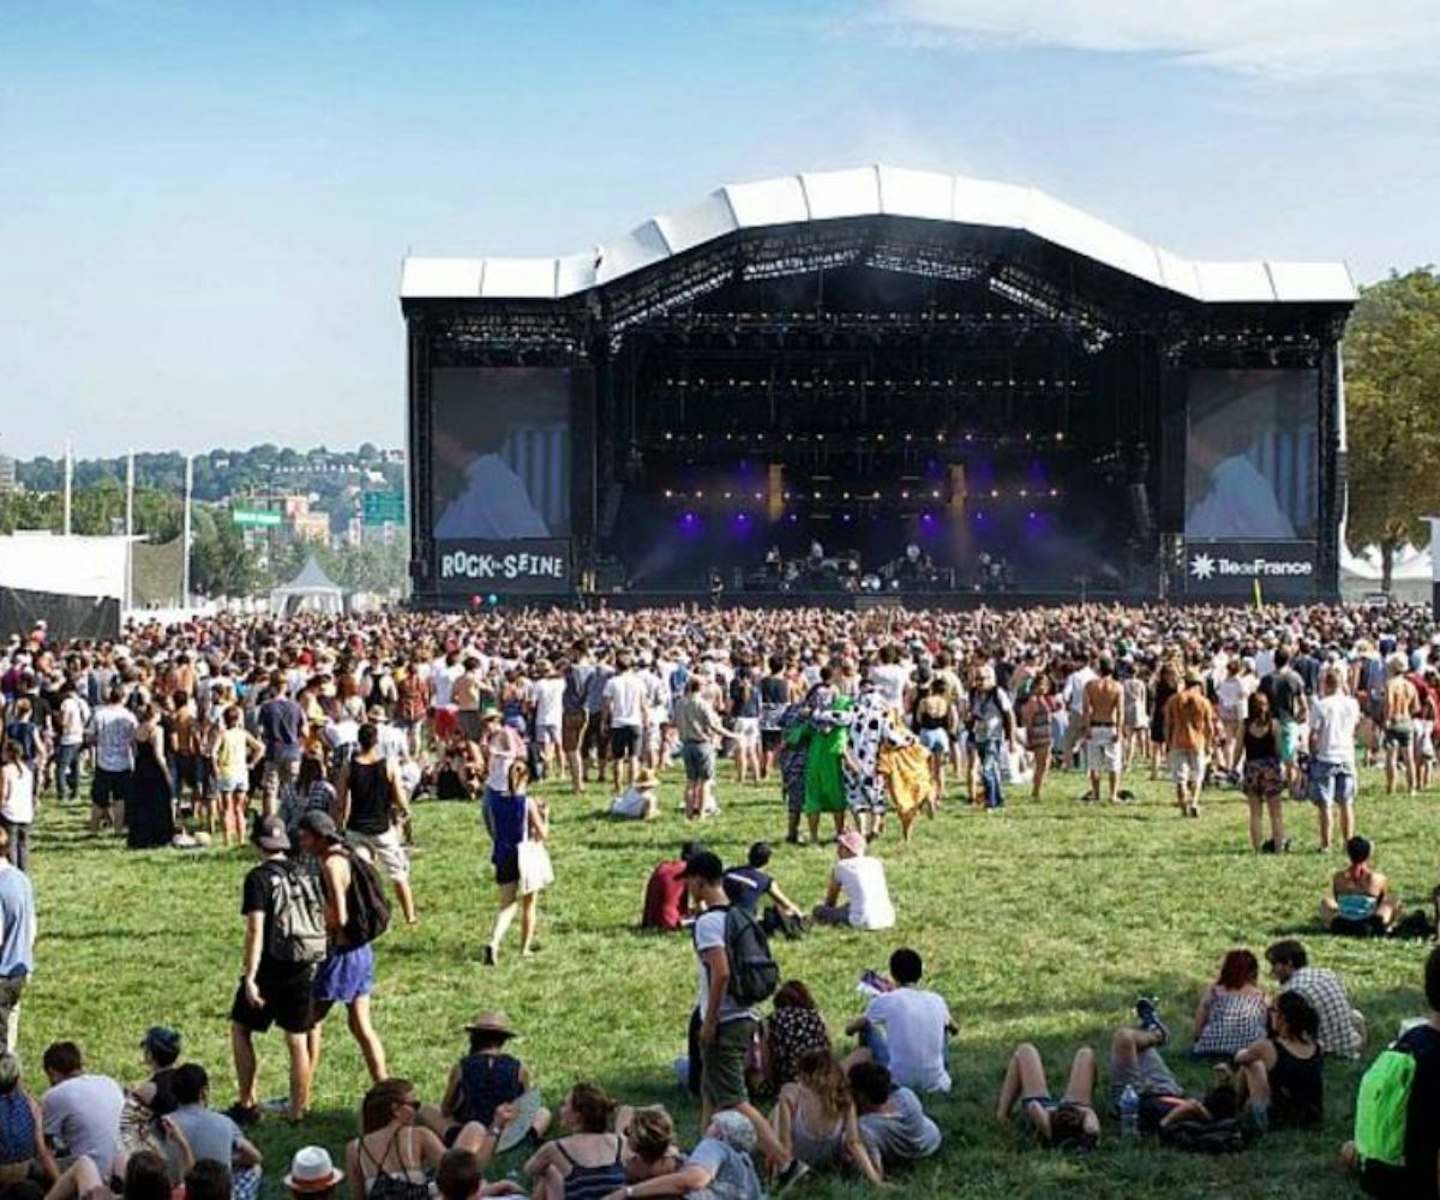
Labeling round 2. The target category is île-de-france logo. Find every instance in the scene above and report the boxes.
[1189,552,1216,580]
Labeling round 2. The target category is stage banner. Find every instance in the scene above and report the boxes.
[1183,541,1317,598]
[434,539,571,594]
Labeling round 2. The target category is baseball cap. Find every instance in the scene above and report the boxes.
[297,810,342,842]
[252,815,291,852]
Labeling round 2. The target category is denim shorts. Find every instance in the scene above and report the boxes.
[1309,759,1355,807]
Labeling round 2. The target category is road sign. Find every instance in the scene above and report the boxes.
[232,508,281,528]
[362,491,405,526]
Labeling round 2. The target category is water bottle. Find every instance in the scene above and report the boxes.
[1119,1083,1140,1139]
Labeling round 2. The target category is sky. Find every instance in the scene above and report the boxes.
[2,0,1437,458]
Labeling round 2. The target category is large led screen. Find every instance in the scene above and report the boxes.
[1185,369,1317,541]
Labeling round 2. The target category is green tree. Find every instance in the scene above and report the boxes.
[1343,268,1440,592]
[191,507,259,598]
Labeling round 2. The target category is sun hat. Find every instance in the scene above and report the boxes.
[464,1011,518,1039]
[837,829,867,858]
[284,1147,345,1192]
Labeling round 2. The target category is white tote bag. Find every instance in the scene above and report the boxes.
[516,799,554,895]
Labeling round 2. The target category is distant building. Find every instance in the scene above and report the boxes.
[291,511,330,544]
[0,455,15,495]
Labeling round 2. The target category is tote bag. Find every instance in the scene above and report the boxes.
[517,799,554,895]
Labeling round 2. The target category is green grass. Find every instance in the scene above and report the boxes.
[23,763,1436,1199]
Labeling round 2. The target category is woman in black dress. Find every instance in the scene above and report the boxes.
[127,704,175,849]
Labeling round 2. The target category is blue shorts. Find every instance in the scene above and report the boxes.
[314,943,375,1004]
[1309,759,1355,807]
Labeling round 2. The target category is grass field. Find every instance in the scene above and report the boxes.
[22,762,1437,1199]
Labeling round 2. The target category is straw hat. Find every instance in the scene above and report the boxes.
[464,1010,518,1038]
[635,767,659,789]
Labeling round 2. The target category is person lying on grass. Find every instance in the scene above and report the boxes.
[995,1042,1100,1151]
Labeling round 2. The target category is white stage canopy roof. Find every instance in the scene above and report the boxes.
[402,165,1356,306]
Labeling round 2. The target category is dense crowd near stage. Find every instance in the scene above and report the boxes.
[1,599,1438,1200]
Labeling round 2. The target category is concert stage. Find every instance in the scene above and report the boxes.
[400,166,1356,608]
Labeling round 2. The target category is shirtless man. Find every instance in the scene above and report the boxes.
[1382,654,1420,796]
[1082,656,1125,803]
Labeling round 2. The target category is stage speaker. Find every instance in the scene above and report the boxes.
[1129,482,1155,542]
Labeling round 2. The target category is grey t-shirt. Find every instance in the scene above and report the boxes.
[858,1087,942,1164]
[42,1074,125,1174]
[685,1136,762,1200]
[164,1104,242,1182]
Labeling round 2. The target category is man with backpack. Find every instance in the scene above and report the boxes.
[228,815,326,1127]
[680,850,808,1194]
[1344,945,1440,1197]
[295,811,390,1088]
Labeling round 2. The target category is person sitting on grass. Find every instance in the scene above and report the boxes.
[640,843,704,933]
[344,1079,446,1200]
[282,1147,344,1200]
[1321,836,1400,937]
[522,1083,627,1200]
[749,981,830,1101]
[597,1110,764,1200]
[613,1105,682,1184]
[1264,939,1364,1060]
[422,1013,550,1151]
[433,1148,524,1200]
[995,1042,1100,1152]
[771,1047,883,1184]
[0,1051,58,1185]
[843,947,954,1093]
[849,1061,941,1175]
[609,767,660,821]
[1190,949,1270,1060]
[45,1148,170,1200]
[812,831,894,932]
[1230,991,1324,1132]
[722,843,805,937]
[159,1064,263,1188]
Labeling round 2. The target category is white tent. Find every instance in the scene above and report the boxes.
[269,555,345,618]
[1340,543,1434,603]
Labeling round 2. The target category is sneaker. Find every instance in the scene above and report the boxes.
[773,1159,810,1196]
[482,945,497,967]
[259,1097,292,1115]
[1260,838,1275,854]
[1135,997,1169,1044]
[226,1103,261,1128]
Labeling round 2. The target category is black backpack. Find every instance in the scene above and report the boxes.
[262,860,328,965]
[343,849,392,947]
[724,906,780,1006]
[1159,1118,1248,1155]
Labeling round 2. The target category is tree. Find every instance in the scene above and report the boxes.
[191,507,259,598]
[1343,268,1440,592]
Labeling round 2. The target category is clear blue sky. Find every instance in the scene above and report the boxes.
[3,0,1436,457]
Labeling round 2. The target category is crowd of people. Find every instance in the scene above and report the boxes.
[2,597,1440,1197]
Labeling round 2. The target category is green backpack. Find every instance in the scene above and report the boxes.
[1354,1024,1439,1196]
